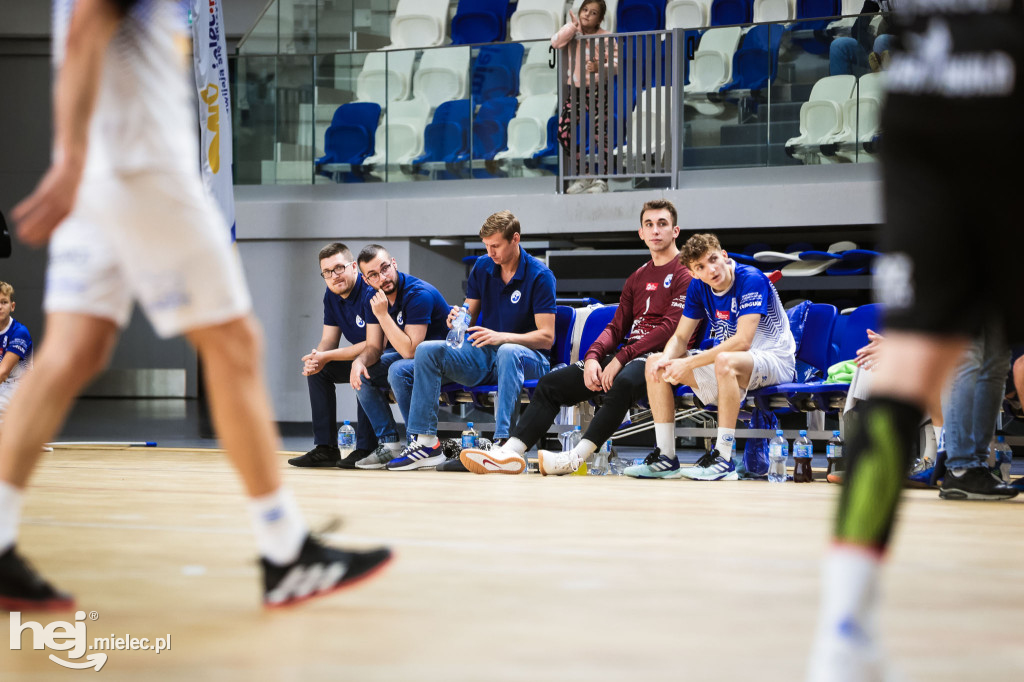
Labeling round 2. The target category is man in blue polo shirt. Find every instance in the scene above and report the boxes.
[388,211,557,471]
[348,245,451,469]
[291,243,376,469]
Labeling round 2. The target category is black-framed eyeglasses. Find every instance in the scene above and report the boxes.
[363,261,394,284]
[320,262,354,279]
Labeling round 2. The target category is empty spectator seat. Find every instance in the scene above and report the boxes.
[472,96,520,159]
[316,102,382,167]
[785,74,856,163]
[495,93,560,160]
[724,23,784,91]
[618,0,668,32]
[710,0,753,25]
[388,0,450,49]
[829,71,883,160]
[683,26,742,112]
[510,0,565,41]
[472,43,525,102]
[753,0,795,22]
[666,0,712,29]
[414,99,472,164]
[356,50,416,104]
[413,46,471,110]
[451,0,513,45]
[519,43,558,97]
[364,97,432,166]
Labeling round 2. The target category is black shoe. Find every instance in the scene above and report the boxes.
[338,448,370,469]
[939,467,1019,501]
[288,445,341,468]
[262,535,392,607]
[436,456,469,472]
[0,545,75,612]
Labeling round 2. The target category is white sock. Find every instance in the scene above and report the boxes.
[0,481,24,553]
[715,428,737,460]
[571,438,598,460]
[817,545,881,636]
[416,434,439,449]
[504,437,528,456]
[654,423,676,459]
[386,441,404,453]
[933,424,944,452]
[248,487,308,566]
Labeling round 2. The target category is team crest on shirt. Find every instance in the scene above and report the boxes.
[356,315,365,328]
[511,290,521,304]
[663,274,673,288]
[396,311,404,325]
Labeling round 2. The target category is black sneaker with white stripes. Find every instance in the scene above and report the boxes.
[262,535,392,608]
[0,545,75,612]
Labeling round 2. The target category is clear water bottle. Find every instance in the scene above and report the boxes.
[461,422,479,449]
[588,439,613,476]
[793,429,813,483]
[446,304,471,349]
[826,430,844,476]
[337,420,356,457]
[993,435,1013,483]
[560,426,587,476]
[768,430,788,483]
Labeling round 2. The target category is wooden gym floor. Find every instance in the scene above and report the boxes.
[1,446,1022,681]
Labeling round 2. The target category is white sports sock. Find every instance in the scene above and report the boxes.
[817,545,881,635]
[0,481,24,553]
[571,438,598,460]
[416,434,439,449]
[933,424,944,452]
[715,428,737,460]
[654,423,676,459]
[386,442,404,453]
[248,487,308,566]
[504,438,528,456]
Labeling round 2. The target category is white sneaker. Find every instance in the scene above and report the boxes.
[807,617,890,682]
[565,178,593,194]
[459,445,526,475]
[537,449,581,476]
[582,179,607,193]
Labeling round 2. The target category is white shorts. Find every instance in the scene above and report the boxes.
[0,384,12,426]
[44,171,251,338]
[689,348,796,407]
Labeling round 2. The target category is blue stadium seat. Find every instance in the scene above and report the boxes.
[471,96,519,160]
[414,99,472,164]
[791,0,838,55]
[451,0,513,45]
[709,0,752,25]
[834,302,880,364]
[315,102,382,182]
[577,305,619,359]
[471,43,525,103]
[724,23,784,91]
[618,0,668,32]
[796,0,838,19]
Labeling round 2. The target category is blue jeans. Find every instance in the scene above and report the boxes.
[829,35,893,77]
[393,340,549,439]
[943,329,1011,470]
[353,350,410,444]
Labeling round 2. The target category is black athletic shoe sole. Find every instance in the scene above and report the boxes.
[0,593,76,612]
[938,488,1018,501]
[263,548,393,609]
[287,455,342,468]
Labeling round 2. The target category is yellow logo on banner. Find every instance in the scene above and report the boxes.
[200,83,221,173]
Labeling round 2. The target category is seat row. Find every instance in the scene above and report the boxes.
[785,72,883,164]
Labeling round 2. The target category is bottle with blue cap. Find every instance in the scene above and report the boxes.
[793,430,814,483]
[768,430,788,483]
[337,420,356,457]
[461,422,479,450]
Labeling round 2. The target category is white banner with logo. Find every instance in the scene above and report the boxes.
[191,0,236,240]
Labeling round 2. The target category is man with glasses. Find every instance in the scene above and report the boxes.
[387,211,557,471]
[347,245,450,469]
[291,242,376,468]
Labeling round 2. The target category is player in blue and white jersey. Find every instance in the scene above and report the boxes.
[0,0,389,611]
[0,282,32,432]
[633,233,796,481]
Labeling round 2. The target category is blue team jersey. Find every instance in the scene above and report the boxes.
[0,318,32,384]
[364,272,450,342]
[466,247,557,342]
[323,276,372,345]
[682,261,795,357]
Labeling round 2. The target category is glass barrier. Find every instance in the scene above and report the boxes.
[231,12,890,186]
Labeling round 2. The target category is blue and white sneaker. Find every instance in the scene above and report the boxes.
[385,441,445,471]
[623,448,683,479]
[678,450,738,481]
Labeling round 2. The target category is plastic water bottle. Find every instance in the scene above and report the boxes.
[793,429,814,483]
[560,426,588,476]
[446,304,471,349]
[337,420,356,457]
[826,430,844,476]
[993,435,1013,483]
[461,422,479,450]
[768,430,788,483]
[588,439,613,476]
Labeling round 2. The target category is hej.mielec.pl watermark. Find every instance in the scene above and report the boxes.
[9,610,171,671]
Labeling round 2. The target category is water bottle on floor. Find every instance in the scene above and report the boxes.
[462,422,478,450]
[588,439,613,476]
[337,420,356,458]
[446,305,471,349]
[826,430,844,476]
[768,430,788,483]
[564,426,588,476]
[993,435,1013,483]
[793,430,814,483]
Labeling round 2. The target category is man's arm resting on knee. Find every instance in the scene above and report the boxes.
[661,315,701,361]
[0,353,19,384]
[683,314,759,370]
